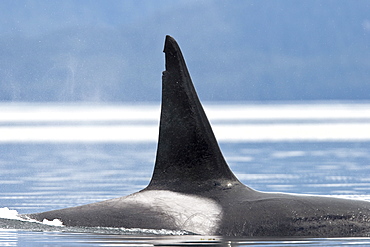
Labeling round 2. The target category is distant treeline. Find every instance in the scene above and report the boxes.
[0,0,369,102]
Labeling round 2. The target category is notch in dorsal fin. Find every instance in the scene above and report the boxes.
[147,36,241,192]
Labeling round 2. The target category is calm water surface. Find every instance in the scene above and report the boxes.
[1,102,370,246]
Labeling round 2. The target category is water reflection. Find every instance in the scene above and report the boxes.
[3,229,370,247]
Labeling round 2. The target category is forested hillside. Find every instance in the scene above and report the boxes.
[1,0,369,102]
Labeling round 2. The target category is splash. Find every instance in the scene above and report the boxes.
[0,207,63,227]
[0,207,20,220]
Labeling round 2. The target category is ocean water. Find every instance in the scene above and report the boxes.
[1,102,370,246]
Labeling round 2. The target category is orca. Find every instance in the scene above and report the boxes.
[24,35,370,237]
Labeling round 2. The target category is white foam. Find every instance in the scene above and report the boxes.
[42,218,64,226]
[0,207,21,220]
[0,207,64,227]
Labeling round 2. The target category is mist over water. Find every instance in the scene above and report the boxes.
[1,102,369,142]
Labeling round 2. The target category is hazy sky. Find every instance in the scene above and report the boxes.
[1,0,369,101]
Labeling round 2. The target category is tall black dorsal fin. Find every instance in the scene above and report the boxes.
[147,35,241,192]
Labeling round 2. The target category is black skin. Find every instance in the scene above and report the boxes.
[24,36,370,237]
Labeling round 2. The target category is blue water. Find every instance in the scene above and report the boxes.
[1,103,370,246]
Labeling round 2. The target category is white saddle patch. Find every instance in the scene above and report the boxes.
[123,190,223,235]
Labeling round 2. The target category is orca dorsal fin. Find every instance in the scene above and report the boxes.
[147,36,241,192]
